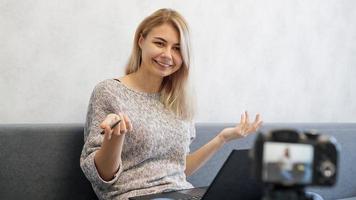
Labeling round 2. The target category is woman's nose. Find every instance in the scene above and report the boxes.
[161,48,173,59]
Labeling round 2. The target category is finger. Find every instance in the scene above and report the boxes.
[245,111,250,124]
[100,114,120,138]
[112,122,122,137]
[254,114,260,124]
[106,125,112,135]
[109,114,119,126]
[106,128,113,140]
[249,114,260,131]
[100,118,110,130]
[240,112,246,124]
[238,114,244,132]
[100,114,116,130]
[123,114,133,132]
[255,113,263,127]
[251,119,263,132]
[118,113,127,134]
[100,122,106,129]
[112,115,122,136]
[103,122,112,135]
[108,114,119,139]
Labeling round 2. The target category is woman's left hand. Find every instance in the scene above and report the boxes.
[218,111,263,143]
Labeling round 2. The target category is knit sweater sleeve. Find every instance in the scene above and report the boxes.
[186,120,196,153]
[80,81,123,189]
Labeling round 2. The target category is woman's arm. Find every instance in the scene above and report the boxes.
[94,113,132,181]
[185,111,262,177]
[185,134,225,176]
[80,82,132,185]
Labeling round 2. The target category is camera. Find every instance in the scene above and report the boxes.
[251,129,340,200]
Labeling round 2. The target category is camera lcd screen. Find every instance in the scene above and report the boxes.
[262,142,314,185]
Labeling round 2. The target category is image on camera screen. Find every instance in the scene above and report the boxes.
[262,142,314,185]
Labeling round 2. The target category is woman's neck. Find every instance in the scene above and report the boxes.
[123,69,163,94]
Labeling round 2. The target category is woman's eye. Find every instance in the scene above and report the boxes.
[173,46,180,51]
[154,42,164,47]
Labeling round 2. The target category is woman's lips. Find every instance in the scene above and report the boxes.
[154,59,173,68]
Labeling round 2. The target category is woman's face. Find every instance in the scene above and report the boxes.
[139,23,183,78]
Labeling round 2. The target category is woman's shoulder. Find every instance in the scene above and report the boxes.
[93,78,121,91]
[90,78,125,98]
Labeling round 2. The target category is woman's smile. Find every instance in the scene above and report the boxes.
[153,58,173,68]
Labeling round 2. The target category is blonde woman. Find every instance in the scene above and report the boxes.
[80,8,262,200]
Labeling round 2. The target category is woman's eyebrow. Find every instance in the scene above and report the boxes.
[153,37,179,46]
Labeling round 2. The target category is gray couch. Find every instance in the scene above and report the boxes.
[0,123,355,200]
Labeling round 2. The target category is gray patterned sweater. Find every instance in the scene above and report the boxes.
[80,79,196,200]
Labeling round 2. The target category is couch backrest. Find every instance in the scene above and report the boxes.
[0,123,355,200]
[0,124,97,200]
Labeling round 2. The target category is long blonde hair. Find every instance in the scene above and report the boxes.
[125,8,194,120]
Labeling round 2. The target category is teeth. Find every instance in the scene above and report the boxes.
[155,60,171,68]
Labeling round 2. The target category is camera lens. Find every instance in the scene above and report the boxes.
[319,160,336,178]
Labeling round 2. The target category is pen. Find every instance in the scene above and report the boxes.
[100,120,121,135]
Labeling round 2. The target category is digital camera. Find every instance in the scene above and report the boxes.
[251,129,340,188]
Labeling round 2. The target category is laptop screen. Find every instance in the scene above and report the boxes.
[129,149,263,200]
[202,149,263,200]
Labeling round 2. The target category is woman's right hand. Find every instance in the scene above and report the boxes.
[94,113,132,181]
[100,113,133,140]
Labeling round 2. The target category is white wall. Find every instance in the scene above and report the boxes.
[1,0,355,123]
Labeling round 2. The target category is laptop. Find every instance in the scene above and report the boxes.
[129,149,263,200]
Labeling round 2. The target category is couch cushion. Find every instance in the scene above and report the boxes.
[0,124,97,200]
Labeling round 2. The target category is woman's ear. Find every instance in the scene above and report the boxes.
[138,34,144,49]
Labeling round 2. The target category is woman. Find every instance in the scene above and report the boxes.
[278,148,294,182]
[80,8,262,200]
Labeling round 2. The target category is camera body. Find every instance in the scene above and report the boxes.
[251,129,339,188]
